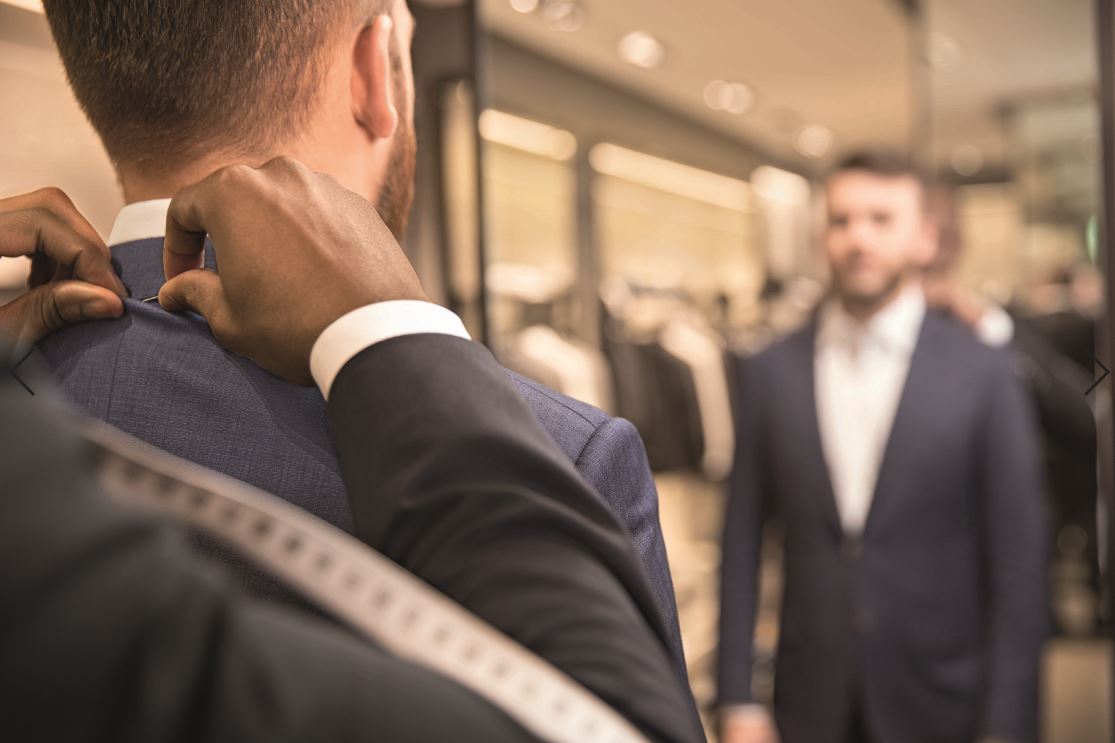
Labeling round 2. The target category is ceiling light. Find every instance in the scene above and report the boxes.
[479,110,577,161]
[509,0,539,13]
[950,145,983,176]
[590,143,752,212]
[541,0,585,32]
[703,80,754,115]
[928,32,963,71]
[751,166,811,206]
[617,31,665,70]
[794,125,833,159]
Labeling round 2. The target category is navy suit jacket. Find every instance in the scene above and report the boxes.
[36,238,687,683]
[717,309,1048,743]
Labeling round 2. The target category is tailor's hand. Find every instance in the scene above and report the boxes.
[0,188,126,347]
[158,157,429,385]
[720,709,780,743]
[923,277,989,329]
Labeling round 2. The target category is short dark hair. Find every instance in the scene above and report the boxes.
[828,150,925,185]
[41,0,385,170]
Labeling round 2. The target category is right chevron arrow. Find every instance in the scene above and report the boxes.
[1086,354,1110,396]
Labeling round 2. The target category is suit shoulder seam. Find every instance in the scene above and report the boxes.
[101,324,129,421]
[513,375,601,429]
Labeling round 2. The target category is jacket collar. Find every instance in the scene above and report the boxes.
[107,200,214,299]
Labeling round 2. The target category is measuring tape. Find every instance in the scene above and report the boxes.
[74,419,649,743]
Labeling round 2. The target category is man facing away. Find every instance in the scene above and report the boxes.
[717,152,1048,743]
[34,0,688,683]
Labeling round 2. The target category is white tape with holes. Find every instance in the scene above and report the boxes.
[74,419,648,743]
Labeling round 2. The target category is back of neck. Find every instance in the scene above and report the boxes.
[118,153,267,204]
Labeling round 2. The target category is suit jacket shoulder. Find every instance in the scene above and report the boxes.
[507,370,609,459]
[922,308,1023,388]
[38,301,346,524]
[734,319,814,387]
[507,370,688,685]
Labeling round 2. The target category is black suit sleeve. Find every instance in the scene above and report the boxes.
[326,334,703,743]
[1009,317,1096,449]
[0,335,702,743]
[715,353,770,708]
[0,382,534,743]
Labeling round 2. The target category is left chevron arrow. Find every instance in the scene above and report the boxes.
[8,346,34,396]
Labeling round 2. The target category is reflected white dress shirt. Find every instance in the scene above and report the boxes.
[108,199,471,399]
[814,281,926,535]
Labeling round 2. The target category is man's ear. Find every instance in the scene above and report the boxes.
[351,15,399,140]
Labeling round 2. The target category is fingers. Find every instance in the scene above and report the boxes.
[0,187,108,259]
[159,268,225,321]
[164,162,279,281]
[0,208,126,297]
[163,183,213,282]
[0,280,123,347]
[0,187,124,296]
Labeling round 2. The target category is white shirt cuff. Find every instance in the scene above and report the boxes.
[309,300,471,399]
[975,304,1014,348]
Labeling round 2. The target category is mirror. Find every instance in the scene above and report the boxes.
[473,0,1110,739]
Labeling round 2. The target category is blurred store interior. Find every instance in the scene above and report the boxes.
[1,0,1111,740]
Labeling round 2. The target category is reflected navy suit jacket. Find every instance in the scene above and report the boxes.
[36,239,688,683]
[717,310,1047,743]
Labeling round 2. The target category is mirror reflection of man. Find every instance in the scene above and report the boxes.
[718,152,1047,743]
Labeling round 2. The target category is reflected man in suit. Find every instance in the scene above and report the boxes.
[717,152,1047,743]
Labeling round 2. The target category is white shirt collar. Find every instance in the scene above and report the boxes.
[818,281,926,356]
[107,198,173,247]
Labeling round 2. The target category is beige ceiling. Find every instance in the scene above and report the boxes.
[925,0,1097,169]
[927,0,1095,114]
[480,0,915,172]
[480,0,1100,175]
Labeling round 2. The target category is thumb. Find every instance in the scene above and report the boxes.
[159,269,225,320]
[0,280,124,347]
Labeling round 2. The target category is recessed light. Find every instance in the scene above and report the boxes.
[617,31,665,70]
[479,110,577,161]
[950,145,983,176]
[703,80,754,115]
[928,32,963,71]
[542,0,585,32]
[590,143,752,212]
[794,125,833,158]
[509,0,539,13]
